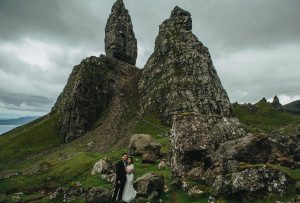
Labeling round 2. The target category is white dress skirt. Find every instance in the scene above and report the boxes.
[122,164,137,202]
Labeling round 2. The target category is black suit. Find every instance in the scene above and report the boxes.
[112,160,127,201]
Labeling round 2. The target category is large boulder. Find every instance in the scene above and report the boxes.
[170,114,245,178]
[91,157,114,175]
[142,153,157,164]
[133,172,164,199]
[105,0,137,65]
[211,166,291,201]
[128,134,161,156]
[86,187,112,203]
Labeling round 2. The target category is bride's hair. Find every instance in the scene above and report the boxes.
[128,156,133,164]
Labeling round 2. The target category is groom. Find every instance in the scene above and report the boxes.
[112,152,128,201]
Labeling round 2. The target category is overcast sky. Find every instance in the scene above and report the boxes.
[0,0,299,119]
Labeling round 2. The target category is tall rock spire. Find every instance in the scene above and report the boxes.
[105,0,137,65]
[139,6,233,125]
[139,6,245,178]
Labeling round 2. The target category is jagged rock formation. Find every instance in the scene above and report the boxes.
[51,0,140,143]
[139,6,233,126]
[139,6,246,180]
[105,0,137,65]
[272,95,282,108]
[52,54,140,144]
[51,56,115,142]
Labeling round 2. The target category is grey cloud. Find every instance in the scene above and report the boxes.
[0,0,299,117]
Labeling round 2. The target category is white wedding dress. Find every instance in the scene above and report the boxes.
[122,164,137,202]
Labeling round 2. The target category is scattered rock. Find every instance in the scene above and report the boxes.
[157,160,167,169]
[49,187,66,200]
[132,197,150,203]
[128,134,161,156]
[134,172,164,199]
[142,153,157,164]
[105,0,137,65]
[86,187,112,203]
[188,186,204,198]
[91,157,114,175]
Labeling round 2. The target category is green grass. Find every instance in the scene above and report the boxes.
[233,101,300,133]
[0,113,63,170]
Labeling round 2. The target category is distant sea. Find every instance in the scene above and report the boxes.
[0,125,19,135]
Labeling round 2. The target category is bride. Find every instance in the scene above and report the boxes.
[122,156,137,202]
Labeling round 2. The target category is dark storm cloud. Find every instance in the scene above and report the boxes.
[0,0,300,117]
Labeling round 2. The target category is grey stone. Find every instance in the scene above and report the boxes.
[105,0,137,65]
[91,157,114,175]
[128,134,161,156]
[133,172,164,199]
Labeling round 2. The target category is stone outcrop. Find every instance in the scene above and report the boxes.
[128,134,161,156]
[51,0,140,143]
[272,95,282,109]
[211,166,291,201]
[51,55,118,142]
[140,6,246,179]
[105,0,137,65]
[139,6,233,125]
[133,172,164,199]
[91,157,114,175]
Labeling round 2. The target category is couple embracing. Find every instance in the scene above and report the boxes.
[112,153,137,202]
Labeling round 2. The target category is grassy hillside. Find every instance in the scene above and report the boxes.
[1,110,299,202]
[233,100,300,133]
[283,100,300,115]
[0,113,63,170]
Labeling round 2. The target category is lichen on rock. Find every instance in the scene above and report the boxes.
[105,0,137,65]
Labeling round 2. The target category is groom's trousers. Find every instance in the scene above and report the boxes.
[113,178,126,201]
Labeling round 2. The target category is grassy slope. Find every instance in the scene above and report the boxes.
[0,114,63,170]
[233,100,300,133]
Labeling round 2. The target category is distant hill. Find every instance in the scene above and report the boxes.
[0,116,40,125]
[233,98,300,133]
[283,100,300,115]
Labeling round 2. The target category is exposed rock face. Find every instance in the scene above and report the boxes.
[105,0,137,65]
[139,6,233,125]
[211,166,291,201]
[140,7,246,179]
[272,95,282,108]
[52,55,115,142]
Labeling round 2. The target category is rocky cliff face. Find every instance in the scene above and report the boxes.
[52,0,139,143]
[139,6,246,179]
[52,56,115,142]
[105,0,137,65]
[139,6,233,126]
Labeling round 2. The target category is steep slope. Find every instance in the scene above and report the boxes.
[51,0,139,144]
[284,99,300,115]
[139,6,232,126]
[51,56,116,142]
[139,6,246,178]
